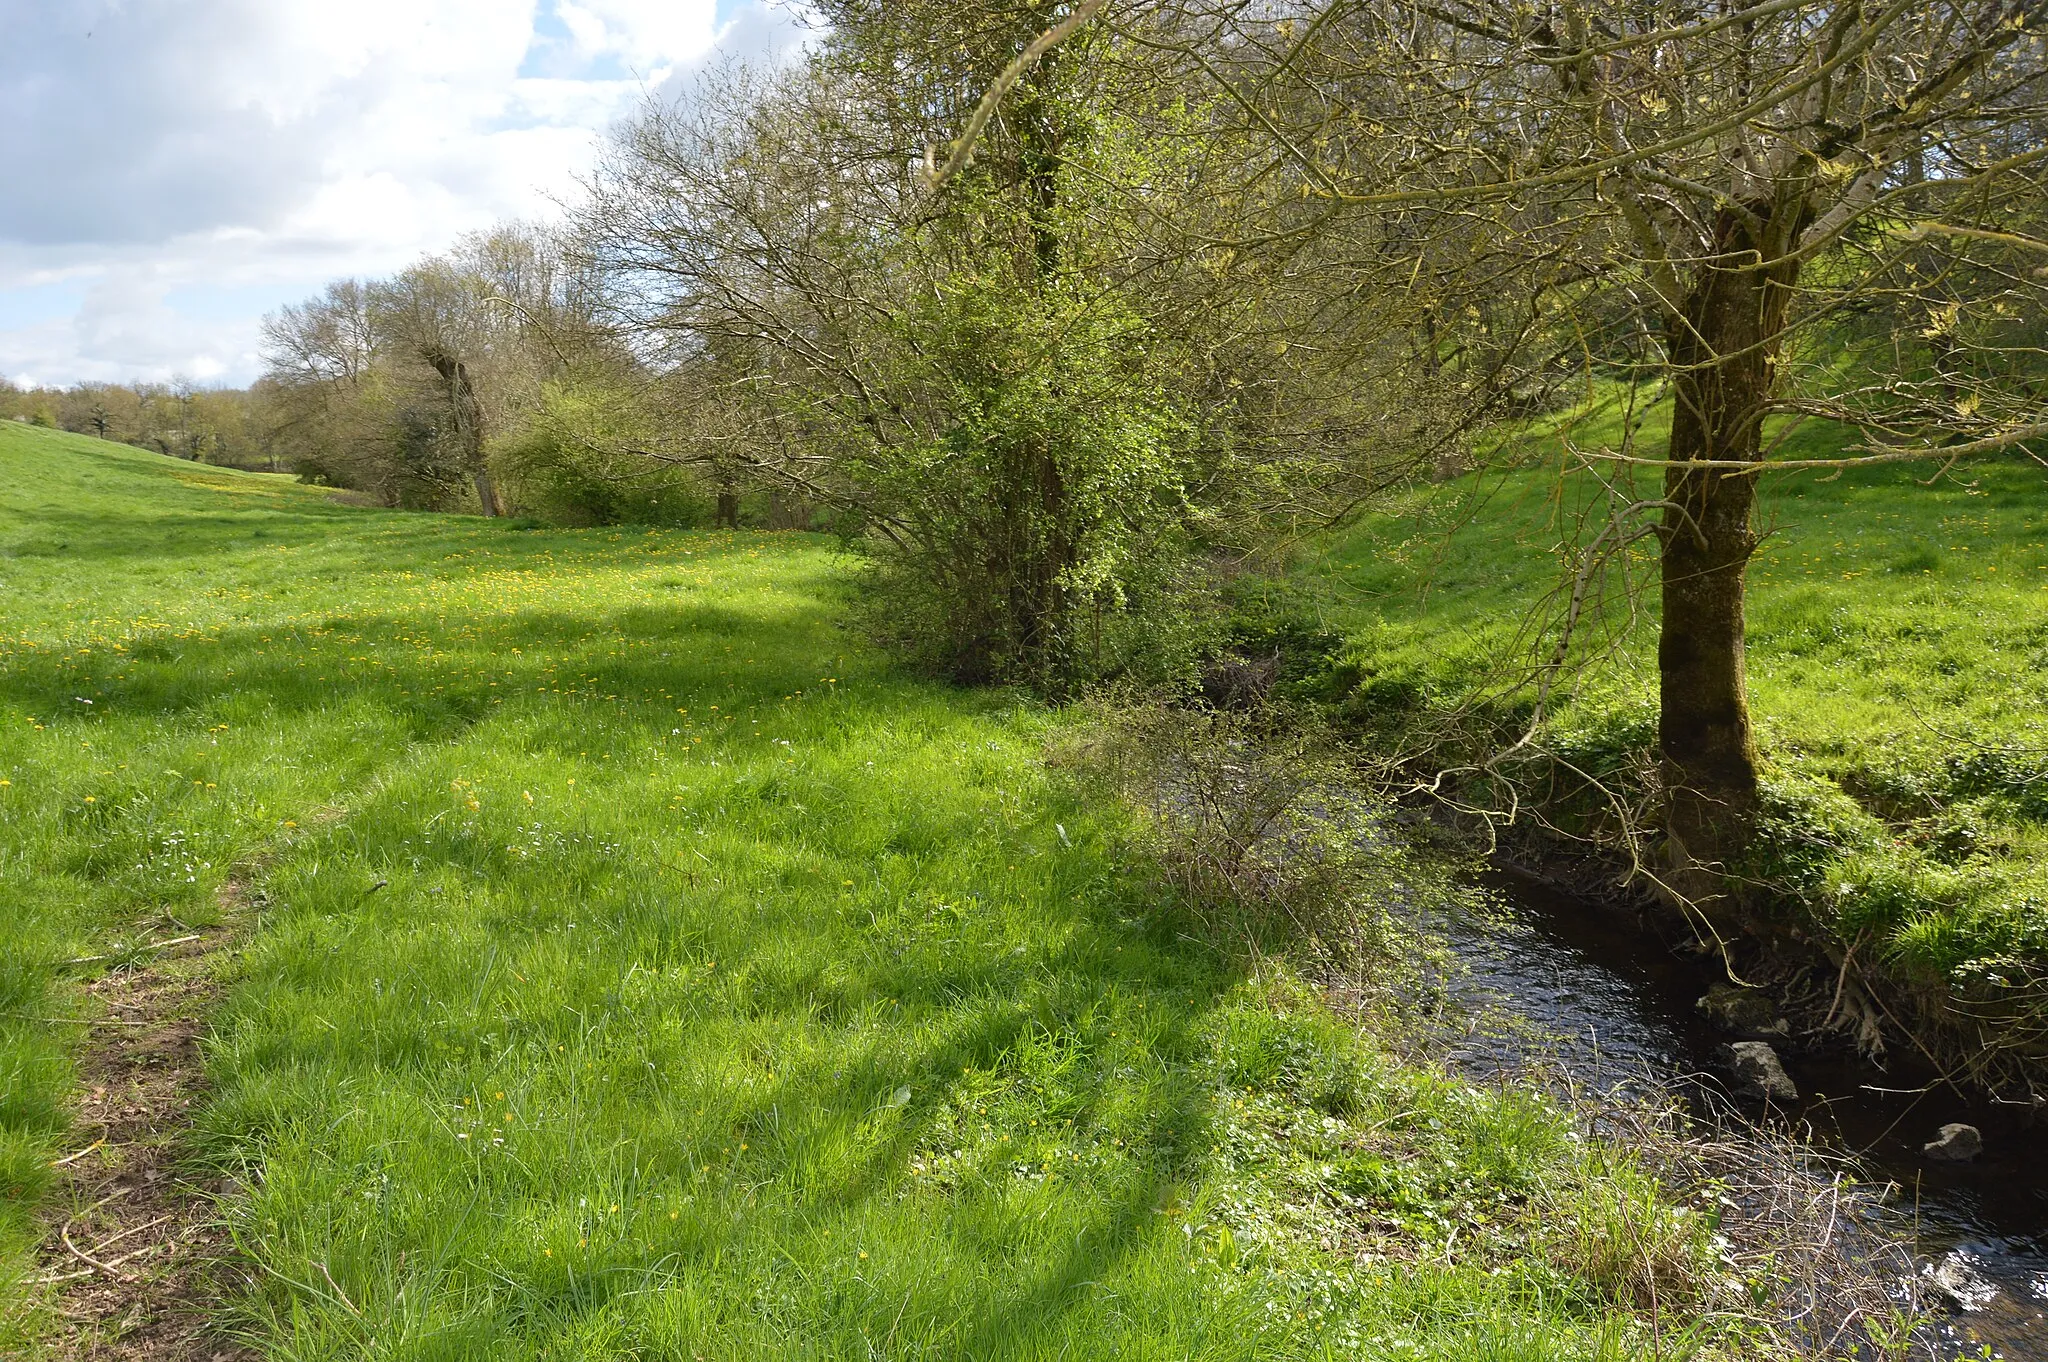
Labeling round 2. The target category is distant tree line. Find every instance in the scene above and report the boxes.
[1,377,278,469]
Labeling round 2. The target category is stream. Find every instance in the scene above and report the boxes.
[1443,868,2048,1360]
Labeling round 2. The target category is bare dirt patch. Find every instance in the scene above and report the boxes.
[30,898,256,1361]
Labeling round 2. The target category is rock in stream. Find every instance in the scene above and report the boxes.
[1922,1122,1984,1162]
[1718,1040,1799,1103]
[1695,982,1788,1036]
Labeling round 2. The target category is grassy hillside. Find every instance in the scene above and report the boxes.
[1296,402,2048,1055]
[0,423,1773,1358]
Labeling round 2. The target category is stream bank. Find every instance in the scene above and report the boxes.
[1076,692,2045,1354]
[1449,865,2048,1359]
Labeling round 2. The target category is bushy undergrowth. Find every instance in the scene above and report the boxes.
[1053,695,1929,1356]
[845,278,1210,693]
[1054,697,1467,974]
[495,379,713,528]
[498,426,709,527]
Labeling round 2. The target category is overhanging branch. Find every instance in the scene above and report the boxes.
[924,0,1108,192]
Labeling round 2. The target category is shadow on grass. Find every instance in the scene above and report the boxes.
[4,491,1250,1350]
[0,595,845,734]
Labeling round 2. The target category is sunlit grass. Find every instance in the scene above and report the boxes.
[3,423,1738,1357]
[1298,400,2048,986]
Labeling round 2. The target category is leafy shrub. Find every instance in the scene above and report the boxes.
[498,423,707,527]
[847,278,1203,692]
[496,376,712,527]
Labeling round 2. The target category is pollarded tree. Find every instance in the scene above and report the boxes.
[371,257,517,517]
[263,225,595,512]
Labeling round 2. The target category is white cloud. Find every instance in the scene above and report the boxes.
[0,0,807,388]
[557,0,720,72]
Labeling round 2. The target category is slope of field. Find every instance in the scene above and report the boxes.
[0,423,1739,1358]
[1298,406,2048,1041]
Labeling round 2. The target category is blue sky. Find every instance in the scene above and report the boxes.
[0,0,805,388]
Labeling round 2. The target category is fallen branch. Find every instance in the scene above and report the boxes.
[81,1214,174,1261]
[31,1267,96,1286]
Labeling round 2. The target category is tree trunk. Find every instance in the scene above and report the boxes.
[767,491,814,531]
[473,469,504,518]
[1015,52,1063,286]
[1007,55,1076,687]
[425,348,503,517]
[1658,205,1802,874]
[715,491,740,529]
[1658,452,1760,871]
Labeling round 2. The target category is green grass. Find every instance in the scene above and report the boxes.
[1294,397,2048,998]
[0,423,1753,1358]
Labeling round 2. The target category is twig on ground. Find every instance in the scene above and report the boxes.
[50,1138,105,1168]
[61,934,204,967]
[61,1219,137,1283]
[81,1214,174,1260]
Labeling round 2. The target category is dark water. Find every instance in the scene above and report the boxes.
[1442,868,2048,1359]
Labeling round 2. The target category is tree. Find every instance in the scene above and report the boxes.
[1190,0,2048,885]
[260,225,597,512]
[371,261,512,516]
[259,281,397,495]
[580,3,1467,686]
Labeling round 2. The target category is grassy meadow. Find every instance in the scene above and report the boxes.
[0,422,1765,1359]
[1297,402,2048,1000]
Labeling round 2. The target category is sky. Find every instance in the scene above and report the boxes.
[0,0,807,390]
